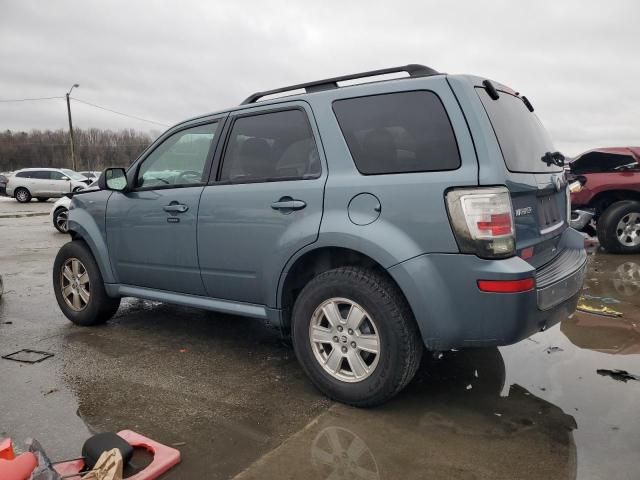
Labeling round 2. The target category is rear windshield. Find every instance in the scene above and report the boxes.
[477,87,562,173]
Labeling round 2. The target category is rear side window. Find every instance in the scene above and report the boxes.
[332,91,460,175]
[31,171,49,179]
[220,109,321,183]
[15,171,30,178]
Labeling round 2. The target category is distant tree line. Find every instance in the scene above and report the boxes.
[0,128,159,172]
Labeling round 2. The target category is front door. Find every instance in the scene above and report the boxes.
[49,170,71,196]
[106,120,222,295]
[198,104,325,305]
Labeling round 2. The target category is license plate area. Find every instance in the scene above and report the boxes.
[537,194,564,235]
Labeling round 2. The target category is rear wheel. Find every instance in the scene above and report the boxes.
[53,207,69,233]
[14,188,31,203]
[36,197,49,202]
[291,267,423,407]
[597,201,640,254]
[53,241,120,326]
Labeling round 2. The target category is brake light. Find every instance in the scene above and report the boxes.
[446,187,515,259]
[478,278,535,293]
[477,213,512,236]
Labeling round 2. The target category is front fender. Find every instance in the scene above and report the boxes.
[67,191,115,284]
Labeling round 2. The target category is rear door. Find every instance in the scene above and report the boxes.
[30,170,53,196]
[197,103,325,305]
[476,86,568,268]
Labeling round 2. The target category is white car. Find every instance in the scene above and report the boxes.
[50,195,72,233]
[50,179,99,233]
[6,168,91,203]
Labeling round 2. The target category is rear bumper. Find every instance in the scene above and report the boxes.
[388,227,587,350]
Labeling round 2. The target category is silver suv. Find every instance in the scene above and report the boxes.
[7,168,90,202]
[53,65,586,406]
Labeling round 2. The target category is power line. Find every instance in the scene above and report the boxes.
[71,97,170,127]
[0,96,63,103]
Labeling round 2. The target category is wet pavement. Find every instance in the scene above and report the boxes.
[0,198,639,480]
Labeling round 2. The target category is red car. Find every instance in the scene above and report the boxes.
[569,147,640,253]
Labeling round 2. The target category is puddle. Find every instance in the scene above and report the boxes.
[236,350,578,480]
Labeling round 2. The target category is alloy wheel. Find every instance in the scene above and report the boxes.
[61,257,91,311]
[55,209,69,233]
[309,298,381,383]
[616,212,640,247]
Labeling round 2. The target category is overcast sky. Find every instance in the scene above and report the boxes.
[1,0,638,155]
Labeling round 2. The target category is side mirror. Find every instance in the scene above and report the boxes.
[62,176,70,181]
[99,168,129,192]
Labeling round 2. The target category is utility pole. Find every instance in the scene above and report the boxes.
[66,84,79,170]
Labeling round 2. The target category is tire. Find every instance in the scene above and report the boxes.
[14,187,31,203]
[53,207,69,233]
[597,200,640,254]
[291,267,423,407]
[53,241,120,326]
[37,197,49,202]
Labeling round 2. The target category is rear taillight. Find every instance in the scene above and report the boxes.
[446,187,515,259]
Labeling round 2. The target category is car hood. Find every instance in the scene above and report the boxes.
[571,146,640,164]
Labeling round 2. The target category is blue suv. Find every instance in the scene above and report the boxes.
[53,65,586,406]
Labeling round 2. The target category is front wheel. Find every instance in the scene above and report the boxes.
[291,267,423,407]
[597,201,640,254]
[53,241,120,326]
[53,207,69,233]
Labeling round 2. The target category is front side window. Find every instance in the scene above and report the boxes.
[219,109,320,183]
[333,91,460,175]
[136,123,218,188]
[61,169,87,181]
[50,171,66,180]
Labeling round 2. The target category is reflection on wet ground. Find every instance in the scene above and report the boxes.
[236,350,578,480]
[565,254,640,355]
[0,213,639,480]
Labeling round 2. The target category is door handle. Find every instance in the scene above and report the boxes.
[163,203,189,213]
[271,197,307,213]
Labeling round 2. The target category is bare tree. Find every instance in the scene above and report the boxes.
[0,128,155,172]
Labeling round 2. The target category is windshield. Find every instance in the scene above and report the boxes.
[477,87,562,173]
[61,169,89,180]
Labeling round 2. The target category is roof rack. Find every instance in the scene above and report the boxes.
[240,64,440,105]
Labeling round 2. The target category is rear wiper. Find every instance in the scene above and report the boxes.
[541,151,566,168]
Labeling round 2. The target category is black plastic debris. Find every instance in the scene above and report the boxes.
[597,369,640,383]
[2,349,54,364]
